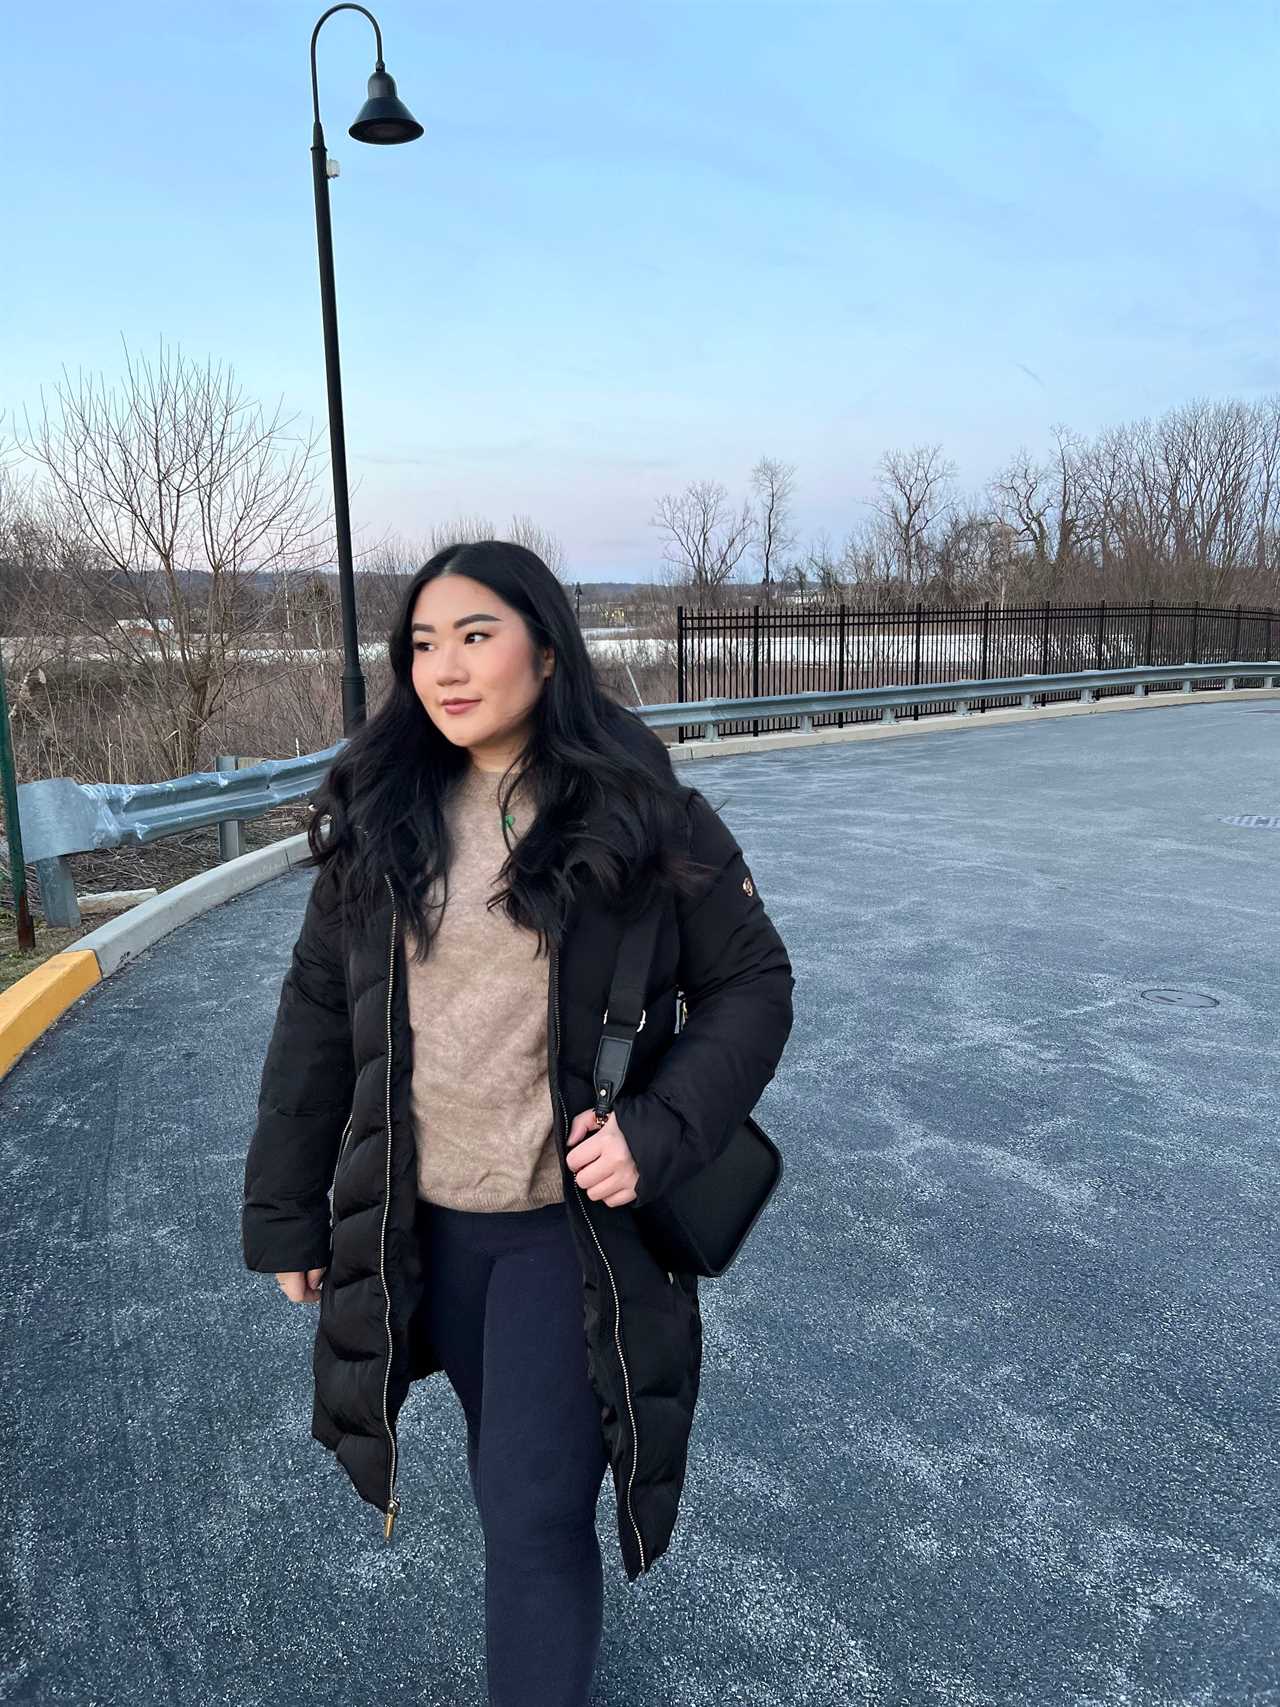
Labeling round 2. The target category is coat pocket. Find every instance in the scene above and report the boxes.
[332,1113,355,1197]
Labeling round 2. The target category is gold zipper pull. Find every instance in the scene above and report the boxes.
[384,1497,400,1542]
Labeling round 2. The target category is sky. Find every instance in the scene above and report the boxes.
[3,0,1278,581]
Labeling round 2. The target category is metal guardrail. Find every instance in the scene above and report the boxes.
[14,661,1278,927]
[636,659,1280,736]
[16,742,343,928]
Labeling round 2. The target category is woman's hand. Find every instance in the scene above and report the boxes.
[565,1107,640,1207]
[276,1268,326,1303]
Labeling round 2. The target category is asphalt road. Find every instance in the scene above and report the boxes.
[2,701,1277,1707]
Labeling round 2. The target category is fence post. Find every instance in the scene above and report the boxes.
[751,604,761,739]
[1232,603,1242,661]
[837,601,847,729]
[216,756,243,862]
[1146,599,1154,667]
[1096,600,1106,670]
[675,605,685,744]
[980,600,991,715]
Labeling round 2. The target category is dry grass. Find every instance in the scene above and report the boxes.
[0,801,310,996]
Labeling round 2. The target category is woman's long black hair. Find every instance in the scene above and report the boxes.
[302,539,717,962]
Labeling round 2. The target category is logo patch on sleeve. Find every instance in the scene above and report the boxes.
[742,875,754,896]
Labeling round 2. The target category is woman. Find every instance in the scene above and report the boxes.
[241,539,795,1706]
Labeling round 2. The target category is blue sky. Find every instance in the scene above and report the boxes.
[4,0,1277,580]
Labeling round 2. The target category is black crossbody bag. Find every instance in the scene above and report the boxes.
[589,897,784,1279]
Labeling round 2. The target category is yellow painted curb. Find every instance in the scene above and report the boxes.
[0,951,102,1080]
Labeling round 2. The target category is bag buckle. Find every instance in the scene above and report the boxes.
[592,1016,639,1122]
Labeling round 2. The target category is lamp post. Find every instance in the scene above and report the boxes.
[309,4,422,733]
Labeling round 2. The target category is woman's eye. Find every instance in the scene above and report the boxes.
[414,632,486,653]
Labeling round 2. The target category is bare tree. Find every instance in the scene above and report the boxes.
[420,511,566,579]
[508,513,566,579]
[1253,395,1280,591]
[801,529,842,600]
[650,479,756,594]
[18,341,328,775]
[749,457,798,603]
[934,507,1019,607]
[989,424,1082,597]
[870,444,957,590]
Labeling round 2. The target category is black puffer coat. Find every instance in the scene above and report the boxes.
[241,711,795,1580]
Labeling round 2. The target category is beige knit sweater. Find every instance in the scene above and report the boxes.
[407,763,564,1212]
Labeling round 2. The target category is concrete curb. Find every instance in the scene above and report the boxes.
[0,951,102,1079]
[75,832,314,978]
[3,680,1276,1079]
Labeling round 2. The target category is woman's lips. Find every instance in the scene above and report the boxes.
[442,700,479,715]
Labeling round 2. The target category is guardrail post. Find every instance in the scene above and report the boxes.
[1182,676,1193,694]
[35,856,80,929]
[216,756,244,862]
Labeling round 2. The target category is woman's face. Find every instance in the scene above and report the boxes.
[409,573,554,772]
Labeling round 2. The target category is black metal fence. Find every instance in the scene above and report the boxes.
[674,599,1280,740]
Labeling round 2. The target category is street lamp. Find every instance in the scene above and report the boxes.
[309,4,422,732]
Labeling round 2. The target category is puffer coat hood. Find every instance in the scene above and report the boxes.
[242,708,795,1580]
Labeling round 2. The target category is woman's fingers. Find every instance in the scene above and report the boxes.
[275,1268,326,1303]
[565,1108,639,1204]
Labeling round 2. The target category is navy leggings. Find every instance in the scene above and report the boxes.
[416,1195,610,1707]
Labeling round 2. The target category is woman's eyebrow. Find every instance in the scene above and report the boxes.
[411,614,503,633]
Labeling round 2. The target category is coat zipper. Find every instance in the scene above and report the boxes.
[380,875,401,1541]
[550,941,647,1575]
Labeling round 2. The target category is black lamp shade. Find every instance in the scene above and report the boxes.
[349,67,423,144]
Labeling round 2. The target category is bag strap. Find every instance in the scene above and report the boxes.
[591,899,663,1124]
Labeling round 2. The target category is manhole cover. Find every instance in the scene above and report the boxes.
[1219,814,1280,828]
[1140,989,1220,1009]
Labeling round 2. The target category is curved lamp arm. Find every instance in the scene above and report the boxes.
[310,3,385,129]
